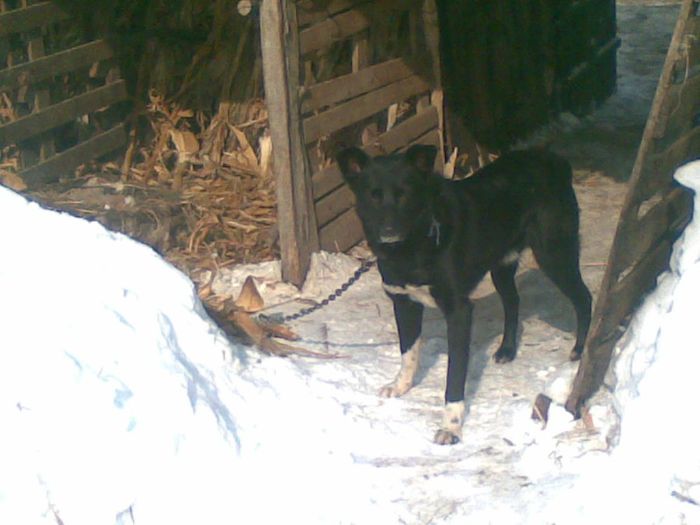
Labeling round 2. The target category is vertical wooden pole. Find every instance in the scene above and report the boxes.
[421,0,445,172]
[565,0,696,416]
[20,0,55,166]
[261,0,319,287]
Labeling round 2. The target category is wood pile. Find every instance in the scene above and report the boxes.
[12,93,277,276]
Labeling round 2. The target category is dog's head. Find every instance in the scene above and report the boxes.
[337,144,437,246]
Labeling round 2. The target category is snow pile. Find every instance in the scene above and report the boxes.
[2,157,700,524]
[600,160,700,522]
[0,187,385,525]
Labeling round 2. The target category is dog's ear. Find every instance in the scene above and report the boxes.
[337,147,370,186]
[405,144,438,174]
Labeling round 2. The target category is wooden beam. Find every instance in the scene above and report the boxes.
[567,237,673,416]
[299,0,419,55]
[421,0,445,171]
[299,7,371,55]
[303,74,430,143]
[315,183,354,227]
[312,106,438,199]
[567,0,697,414]
[297,0,368,27]
[0,2,69,37]
[614,187,692,278]
[319,207,364,252]
[261,0,319,286]
[654,72,700,147]
[19,124,126,187]
[301,58,413,114]
[0,40,114,92]
[24,3,54,164]
[0,80,127,145]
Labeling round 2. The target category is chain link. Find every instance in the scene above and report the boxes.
[258,259,376,324]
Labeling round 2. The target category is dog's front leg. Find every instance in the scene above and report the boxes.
[434,301,473,445]
[379,294,424,398]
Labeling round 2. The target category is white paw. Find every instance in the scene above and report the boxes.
[434,428,462,445]
[378,381,411,398]
[434,401,465,445]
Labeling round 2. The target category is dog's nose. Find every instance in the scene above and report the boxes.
[379,225,402,244]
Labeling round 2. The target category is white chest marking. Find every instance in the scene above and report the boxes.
[383,283,438,308]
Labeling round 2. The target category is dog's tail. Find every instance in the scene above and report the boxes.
[539,149,574,187]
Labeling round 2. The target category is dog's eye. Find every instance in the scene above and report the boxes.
[370,188,383,202]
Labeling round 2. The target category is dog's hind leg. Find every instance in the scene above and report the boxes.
[379,295,424,397]
[491,261,520,363]
[531,235,592,361]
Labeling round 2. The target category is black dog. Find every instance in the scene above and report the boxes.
[337,145,591,445]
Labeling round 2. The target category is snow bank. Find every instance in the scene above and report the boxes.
[2,161,699,525]
[599,160,700,523]
[0,188,384,525]
[551,161,700,525]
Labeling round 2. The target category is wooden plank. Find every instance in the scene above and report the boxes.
[319,207,364,252]
[567,0,697,414]
[260,0,319,286]
[404,127,441,150]
[315,183,354,227]
[614,188,692,277]
[597,239,672,346]
[421,0,445,171]
[299,7,371,55]
[303,74,430,143]
[301,58,413,114]
[655,71,700,144]
[650,124,700,186]
[24,3,54,164]
[299,0,418,55]
[352,31,369,71]
[297,0,368,27]
[0,40,114,92]
[19,124,126,187]
[312,106,438,199]
[0,2,69,37]
[0,80,127,145]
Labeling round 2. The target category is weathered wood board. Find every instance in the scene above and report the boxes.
[566,0,700,415]
[261,0,444,284]
[0,2,127,189]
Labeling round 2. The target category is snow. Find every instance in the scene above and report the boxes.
[4,158,700,523]
[2,3,699,524]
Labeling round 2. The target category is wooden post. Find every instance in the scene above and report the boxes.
[565,0,698,416]
[261,0,319,286]
[421,0,445,172]
[22,0,54,164]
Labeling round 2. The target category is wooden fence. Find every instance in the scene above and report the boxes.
[261,0,444,285]
[0,1,126,189]
[567,0,700,415]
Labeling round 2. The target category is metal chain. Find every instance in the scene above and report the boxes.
[258,259,376,324]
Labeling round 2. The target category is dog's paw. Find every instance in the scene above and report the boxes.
[493,345,517,363]
[378,381,410,398]
[569,346,583,361]
[434,429,461,445]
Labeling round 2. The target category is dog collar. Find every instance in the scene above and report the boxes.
[428,216,441,246]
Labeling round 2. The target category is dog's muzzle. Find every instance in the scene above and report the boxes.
[378,225,403,244]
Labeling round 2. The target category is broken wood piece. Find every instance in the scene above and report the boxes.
[231,310,342,359]
[256,315,300,341]
[234,275,265,313]
[531,393,552,427]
